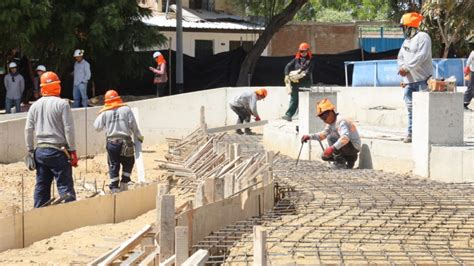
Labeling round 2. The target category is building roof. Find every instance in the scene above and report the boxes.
[142,5,263,32]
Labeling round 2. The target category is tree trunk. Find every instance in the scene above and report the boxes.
[235,0,309,86]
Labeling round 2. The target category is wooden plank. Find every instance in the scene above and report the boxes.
[182,249,209,266]
[88,245,121,265]
[207,120,268,134]
[120,250,145,265]
[158,254,175,266]
[99,224,152,266]
[132,108,146,183]
[138,247,160,266]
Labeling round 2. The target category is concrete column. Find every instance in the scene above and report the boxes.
[298,91,337,160]
[159,195,176,262]
[253,226,267,266]
[412,92,464,177]
[175,226,189,266]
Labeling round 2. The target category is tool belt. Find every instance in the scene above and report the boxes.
[107,136,134,157]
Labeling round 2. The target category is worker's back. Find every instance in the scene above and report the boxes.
[94,105,139,139]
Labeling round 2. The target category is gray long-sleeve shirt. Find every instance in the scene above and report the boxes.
[310,116,361,151]
[397,31,433,84]
[4,73,25,100]
[93,106,143,140]
[25,96,76,151]
[467,51,474,72]
[230,91,259,117]
[73,59,91,86]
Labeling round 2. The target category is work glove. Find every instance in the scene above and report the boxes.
[137,136,144,143]
[464,66,470,76]
[398,68,409,77]
[322,146,335,159]
[301,135,311,143]
[255,116,261,122]
[25,150,36,171]
[69,150,78,167]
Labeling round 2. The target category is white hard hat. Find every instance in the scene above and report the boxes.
[153,51,162,58]
[8,62,17,68]
[73,49,84,57]
[36,65,46,72]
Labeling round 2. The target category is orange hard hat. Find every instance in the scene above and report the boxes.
[299,42,310,51]
[104,90,122,104]
[316,98,335,116]
[255,88,267,98]
[400,12,423,28]
[40,71,61,96]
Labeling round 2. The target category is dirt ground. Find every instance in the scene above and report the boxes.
[0,143,169,217]
[0,141,201,264]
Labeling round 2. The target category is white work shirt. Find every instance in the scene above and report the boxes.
[397,31,433,84]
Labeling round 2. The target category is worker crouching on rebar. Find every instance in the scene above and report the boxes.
[94,90,143,193]
[229,88,267,135]
[301,99,361,169]
[25,71,78,208]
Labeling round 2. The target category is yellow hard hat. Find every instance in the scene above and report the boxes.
[316,98,335,116]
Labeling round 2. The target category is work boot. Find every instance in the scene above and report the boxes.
[235,129,244,135]
[244,128,255,135]
[281,115,292,122]
[403,135,412,143]
[110,187,121,194]
[345,155,358,169]
[120,182,129,191]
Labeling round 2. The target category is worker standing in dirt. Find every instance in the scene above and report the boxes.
[25,71,78,208]
[397,12,433,143]
[282,42,315,122]
[301,98,361,169]
[94,90,144,193]
[148,51,168,97]
[33,65,46,99]
[229,89,267,135]
[463,50,473,110]
[72,49,91,108]
[4,62,25,113]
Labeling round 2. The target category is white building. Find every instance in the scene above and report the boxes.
[139,0,266,57]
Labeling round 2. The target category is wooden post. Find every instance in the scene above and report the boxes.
[223,173,235,198]
[200,106,207,134]
[159,195,175,263]
[175,226,189,266]
[233,143,241,159]
[253,226,267,266]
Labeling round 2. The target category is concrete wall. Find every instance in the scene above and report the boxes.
[0,183,158,252]
[430,145,474,183]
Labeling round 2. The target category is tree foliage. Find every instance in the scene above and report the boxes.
[0,0,165,88]
[421,0,474,58]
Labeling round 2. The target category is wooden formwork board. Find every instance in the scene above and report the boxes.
[115,184,157,223]
[0,212,23,251]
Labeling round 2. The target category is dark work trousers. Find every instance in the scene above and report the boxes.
[327,135,359,167]
[34,148,76,208]
[230,104,251,130]
[106,140,135,189]
[285,79,312,118]
[156,83,167,97]
[464,71,473,107]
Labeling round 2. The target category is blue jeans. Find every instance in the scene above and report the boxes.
[34,148,76,208]
[5,98,21,113]
[73,83,88,108]
[403,80,428,135]
[106,140,135,189]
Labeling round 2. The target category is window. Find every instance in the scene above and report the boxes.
[195,40,214,58]
[189,0,214,11]
[229,41,254,52]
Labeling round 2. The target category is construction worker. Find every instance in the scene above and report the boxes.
[229,89,267,135]
[301,98,361,169]
[148,51,168,97]
[282,42,315,122]
[94,90,144,193]
[397,12,433,143]
[4,62,25,113]
[25,71,78,208]
[33,65,46,99]
[72,49,91,108]
[463,50,473,110]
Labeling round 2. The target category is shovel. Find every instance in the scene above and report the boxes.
[295,142,304,167]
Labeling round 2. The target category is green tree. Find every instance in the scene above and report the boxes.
[422,0,474,58]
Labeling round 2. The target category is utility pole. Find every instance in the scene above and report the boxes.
[176,0,184,93]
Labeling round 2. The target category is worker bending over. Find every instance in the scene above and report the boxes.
[301,99,361,169]
[94,90,143,193]
[229,89,267,135]
[25,71,78,208]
